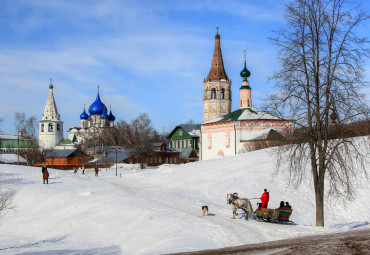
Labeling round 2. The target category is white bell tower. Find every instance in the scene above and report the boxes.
[38,79,63,150]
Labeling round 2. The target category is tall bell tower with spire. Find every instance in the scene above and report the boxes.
[38,79,63,149]
[203,27,232,122]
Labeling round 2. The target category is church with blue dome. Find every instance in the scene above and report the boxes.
[68,86,115,144]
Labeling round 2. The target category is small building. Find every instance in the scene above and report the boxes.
[43,149,88,169]
[167,124,200,152]
[122,142,181,166]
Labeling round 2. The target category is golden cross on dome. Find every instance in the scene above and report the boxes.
[50,78,52,84]
[244,49,247,61]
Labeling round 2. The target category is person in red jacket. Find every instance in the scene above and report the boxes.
[260,189,269,209]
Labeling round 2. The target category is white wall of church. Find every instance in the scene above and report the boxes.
[200,125,237,160]
[39,122,63,149]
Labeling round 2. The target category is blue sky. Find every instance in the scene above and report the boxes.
[1,0,369,137]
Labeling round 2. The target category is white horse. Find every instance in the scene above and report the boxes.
[227,193,254,220]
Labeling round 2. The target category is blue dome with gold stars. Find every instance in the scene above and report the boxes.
[88,90,107,115]
[80,107,89,120]
[101,108,109,119]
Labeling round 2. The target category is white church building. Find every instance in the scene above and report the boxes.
[68,86,115,144]
[200,30,293,161]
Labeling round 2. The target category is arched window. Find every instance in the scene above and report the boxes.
[48,123,53,132]
[57,124,61,131]
[247,99,250,107]
[221,88,225,99]
[41,124,44,132]
[211,88,216,99]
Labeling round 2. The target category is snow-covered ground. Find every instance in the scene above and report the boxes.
[0,144,369,255]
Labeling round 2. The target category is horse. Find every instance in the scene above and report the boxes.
[227,193,254,220]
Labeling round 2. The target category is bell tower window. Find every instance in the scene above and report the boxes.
[221,88,225,99]
[48,123,53,132]
[41,124,44,132]
[211,89,216,99]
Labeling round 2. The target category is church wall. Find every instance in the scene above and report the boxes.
[39,121,63,150]
[200,122,237,160]
[200,120,293,160]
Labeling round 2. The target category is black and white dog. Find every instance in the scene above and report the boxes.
[202,206,208,216]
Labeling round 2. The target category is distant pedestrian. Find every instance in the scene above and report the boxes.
[42,165,49,184]
[95,165,99,176]
[82,165,85,175]
[73,167,78,174]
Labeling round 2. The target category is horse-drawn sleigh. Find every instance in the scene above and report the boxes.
[227,193,293,223]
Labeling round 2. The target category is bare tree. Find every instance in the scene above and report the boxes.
[14,112,37,139]
[14,112,40,165]
[268,0,370,226]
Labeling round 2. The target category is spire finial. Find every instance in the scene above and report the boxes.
[49,78,53,89]
[98,84,99,94]
[216,26,219,34]
[244,49,246,62]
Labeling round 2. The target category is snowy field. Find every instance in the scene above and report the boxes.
[0,143,369,255]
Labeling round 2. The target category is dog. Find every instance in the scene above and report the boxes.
[202,206,208,216]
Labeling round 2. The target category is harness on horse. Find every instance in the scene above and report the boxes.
[229,193,250,214]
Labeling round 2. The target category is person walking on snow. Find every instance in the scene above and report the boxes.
[42,165,49,184]
[260,188,269,209]
[95,165,99,176]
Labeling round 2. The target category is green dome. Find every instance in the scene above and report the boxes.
[49,83,53,89]
[240,60,251,80]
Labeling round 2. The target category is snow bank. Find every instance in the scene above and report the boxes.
[0,142,369,254]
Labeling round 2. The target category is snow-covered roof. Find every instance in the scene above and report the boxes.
[168,124,201,138]
[43,149,78,158]
[203,108,289,124]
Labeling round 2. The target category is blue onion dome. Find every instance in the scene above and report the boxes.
[101,108,109,119]
[88,90,107,115]
[108,108,115,121]
[80,106,88,120]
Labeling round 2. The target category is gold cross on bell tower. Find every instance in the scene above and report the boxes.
[216,26,219,34]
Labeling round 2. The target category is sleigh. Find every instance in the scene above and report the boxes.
[254,204,293,223]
